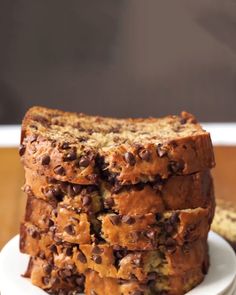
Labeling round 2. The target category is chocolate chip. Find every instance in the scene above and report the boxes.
[180,118,187,124]
[109,215,121,225]
[65,247,73,256]
[164,222,174,233]
[64,225,75,235]
[67,184,82,196]
[63,150,77,161]
[138,149,151,161]
[79,156,90,167]
[54,165,66,176]
[124,152,136,166]
[75,275,85,286]
[92,246,104,255]
[104,197,115,208]
[147,272,157,280]
[168,160,184,174]
[92,255,102,264]
[29,228,40,239]
[38,251,46,259]
[42,276,50,285]
[61,142,70,149]
[155,213,162,221]
[156,144,167,157]
[43,264,52,275]
[170,212,179,224]
[121,215,135,225]
[49,244,58,255]
[41,154,50,165]
[45,187,63,201]
[77,251,87,264]
[19,144,26,156]
[47,219,54,227]
[165,237,176,252]
[82,195,92,206]
[112,184,122,194]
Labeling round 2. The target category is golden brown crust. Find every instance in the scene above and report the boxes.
[20,106,215,185]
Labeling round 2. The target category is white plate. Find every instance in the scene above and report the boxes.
[0,232,235,295]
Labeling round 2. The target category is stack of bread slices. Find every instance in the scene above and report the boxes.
[19,107,215,295]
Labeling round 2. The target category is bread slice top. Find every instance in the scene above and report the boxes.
[20,106,215,184]
[22,106,205,148]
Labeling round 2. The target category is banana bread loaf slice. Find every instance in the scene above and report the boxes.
[20,106,215,185]
[85,269,206,295]
[20,223,208,283]
[24,167,213,215]
[21,196,213,251]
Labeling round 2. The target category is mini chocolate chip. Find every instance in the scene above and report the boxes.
[75,275,85,286]
[92,255,102,264]
[82,195,92,206]
[64,225,75,235]
[165,237,176,252]
[147,272,157,280]
[79,156,90,167]
[63,150,77,161]
[124,152,136,166]
[49,244,58,254]
[42,276,50,285]
[29,228,40,239]
[38,251,46,259]
[170,212,179,224]
[61,142,70,149]
[77,251,87,264]
[109,215,121,225]
[47,219,54,227]
[19,145,26,156]
[92,246,104,255]
[168,160,184,174]
[164,223,174,233]
[156,144,167,157]
[180,118,187,124]
[41,154,50,165]
[138,149,151,161]
[121,215,135,225]
[43,264,52,275]
[54,165,66,176]
[104,197,115,208]
[156,213,162,221]
[65,247,73,256]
